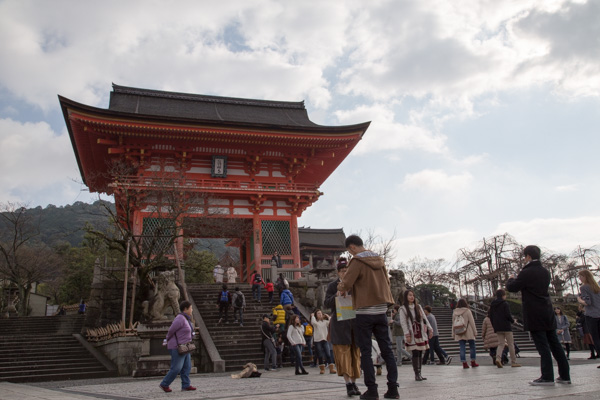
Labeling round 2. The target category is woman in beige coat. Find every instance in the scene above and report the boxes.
[452,298,479,368]
[481,310,499,365]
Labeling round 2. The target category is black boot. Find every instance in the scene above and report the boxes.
[359,384,379,400]
[418,356,427,380]
[383,382,399,399]
[412,357,421,381]
[352,383,361,396]
[347,383,359,397]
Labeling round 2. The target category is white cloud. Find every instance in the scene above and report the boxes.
[393,229,480,263]
[555,184,577,192]
[335,104,447,155]
[494,215,600,254]
[0,118,84,204]
[401,169,473,193]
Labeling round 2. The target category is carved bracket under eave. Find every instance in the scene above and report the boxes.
[282,156,307,180]
[249,194,266,214]
[243,153,262,177]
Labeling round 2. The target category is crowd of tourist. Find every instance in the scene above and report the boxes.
[159,240,600,399]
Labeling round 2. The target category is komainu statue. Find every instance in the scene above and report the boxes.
[143,270,181,321]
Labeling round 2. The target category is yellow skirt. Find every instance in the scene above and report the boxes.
[332,344,361,379]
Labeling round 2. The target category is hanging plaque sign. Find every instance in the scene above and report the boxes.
[211,155,227,178]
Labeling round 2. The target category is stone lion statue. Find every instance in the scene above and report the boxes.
[143,270,181,321]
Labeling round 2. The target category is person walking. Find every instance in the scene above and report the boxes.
[287,314,309,375]
[276,273,287,300]
[338,235,398,400]
[554,307,572,360]
[576,304,598,359]
[232,287,246,327]
[265,278,275,304]
[507,245,570,385]
[261,314,279,371]
[481,310,499,365]
[250,270,264,303]
[577,269,600,369]
[423,305,451,365]
[216,284,231,325]
[452,298,479,369]
[213,264,224,283]
[159,301,196,393]
[324,258,361,397]
[490,289,521,368]
[280,285,295,316]
[311,309,336,374]
[391,305,412,366]
[399,289,433,381]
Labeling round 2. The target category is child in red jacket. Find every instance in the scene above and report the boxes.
[265,279,275,304]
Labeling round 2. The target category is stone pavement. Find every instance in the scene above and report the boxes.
[2,352,600,400]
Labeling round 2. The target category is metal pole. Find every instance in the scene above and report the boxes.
[121,238,131,326]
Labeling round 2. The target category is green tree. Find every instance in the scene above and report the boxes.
[185,249,218,283]
[414,283,455,305]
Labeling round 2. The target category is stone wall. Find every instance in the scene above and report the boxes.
[94,336,143,376]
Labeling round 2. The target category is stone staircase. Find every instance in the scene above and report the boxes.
[0,314,117,382]
[430,306,536,361]
[188,283,309,372]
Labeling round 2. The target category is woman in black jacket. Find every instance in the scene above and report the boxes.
[324,258,361,397]
[489,289,521,368]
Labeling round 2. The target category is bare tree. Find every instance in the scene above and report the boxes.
[353,228,397,267]
[0,202,61,315]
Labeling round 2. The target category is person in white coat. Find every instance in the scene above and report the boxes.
[399,290,433,381]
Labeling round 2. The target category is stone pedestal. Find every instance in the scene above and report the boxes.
[132,321,198,377]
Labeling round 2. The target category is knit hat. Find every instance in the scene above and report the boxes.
[337,258,348,271]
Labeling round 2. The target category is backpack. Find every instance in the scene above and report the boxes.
[453,313,467,334]
[234,293,244,308]
[304,324,313,336]
[254,273,262,283]
[220,290,229,303]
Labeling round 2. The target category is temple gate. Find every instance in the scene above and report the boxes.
[59,84,369,282]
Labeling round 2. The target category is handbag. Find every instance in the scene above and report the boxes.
[177,341,197,355]
[335,295,356,321]
[175,317,196,355]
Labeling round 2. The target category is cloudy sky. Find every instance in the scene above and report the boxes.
[1,0,599,265]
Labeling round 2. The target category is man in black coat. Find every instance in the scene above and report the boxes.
[489,289,520,368]
[506,245,570,386]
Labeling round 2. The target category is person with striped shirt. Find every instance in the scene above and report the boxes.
[338,235,398,400]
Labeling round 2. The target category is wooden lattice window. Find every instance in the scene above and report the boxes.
[142,218,175,255]
[261,220,291,256]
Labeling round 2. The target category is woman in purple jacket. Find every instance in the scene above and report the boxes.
[159,301,196,392]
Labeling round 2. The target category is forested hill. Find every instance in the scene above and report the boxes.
[26,201,113,247]
[25,201,230,256]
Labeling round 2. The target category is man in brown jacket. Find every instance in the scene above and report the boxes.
[338,235,398,400]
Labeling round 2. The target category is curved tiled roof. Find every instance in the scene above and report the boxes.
[109,84,320,128]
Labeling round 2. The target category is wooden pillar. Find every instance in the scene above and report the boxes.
[252,213,262,280]
[290,214,300,278]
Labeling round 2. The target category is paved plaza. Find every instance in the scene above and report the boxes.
[2,352,599,400]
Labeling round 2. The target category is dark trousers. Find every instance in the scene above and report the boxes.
[425,335,447,363]
[263,338,277,369]
[315,340,333,364]
[586,316,600,353]
[233,307,243,324]
[218,302,229,322]
[530,330,570,381]
[355,313,398,390]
